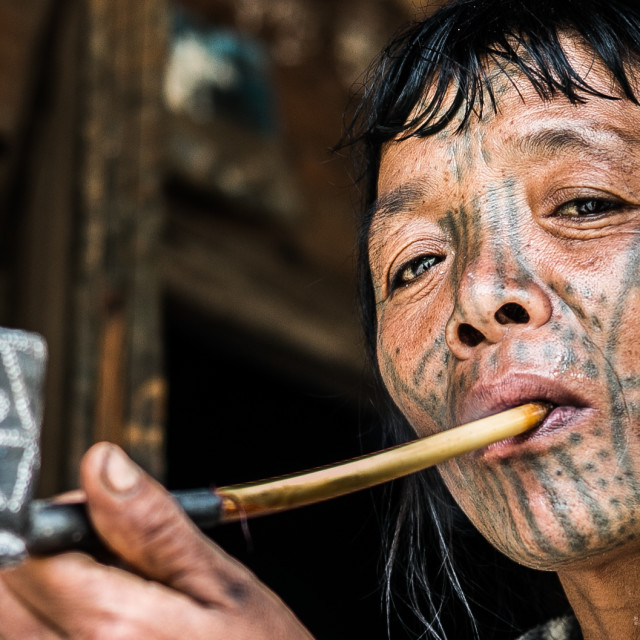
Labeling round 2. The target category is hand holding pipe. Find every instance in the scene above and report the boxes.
[0,327,550,564]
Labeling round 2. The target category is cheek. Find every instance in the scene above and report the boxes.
[607,288,640,427]
[613,288,640,373]
[376,301,452,435]
[551,250,640,418]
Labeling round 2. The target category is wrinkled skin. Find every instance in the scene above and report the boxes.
[369,56,640,638]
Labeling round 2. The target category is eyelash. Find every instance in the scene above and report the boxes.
[555,196,624,218]
[391,254,443,290]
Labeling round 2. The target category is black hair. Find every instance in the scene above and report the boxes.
[341,0,640,637]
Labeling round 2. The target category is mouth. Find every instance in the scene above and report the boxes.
[490,403,586,446]
[457,374,594,452]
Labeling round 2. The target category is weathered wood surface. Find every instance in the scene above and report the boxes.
[11,1,80,495]
[68,0,168,482]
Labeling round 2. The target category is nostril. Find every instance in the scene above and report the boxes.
[495,302,530,325]
[458,323,485,347]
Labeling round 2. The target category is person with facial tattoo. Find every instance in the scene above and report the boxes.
[2,0,640,638]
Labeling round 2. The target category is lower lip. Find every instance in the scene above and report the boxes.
[481,405,592,458]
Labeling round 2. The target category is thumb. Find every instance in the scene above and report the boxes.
[80,442,253,605]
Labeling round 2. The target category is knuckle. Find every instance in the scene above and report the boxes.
[214,567,272,613]
[123,490,186,547]
[216,571,254,607]
[82,619,142,640]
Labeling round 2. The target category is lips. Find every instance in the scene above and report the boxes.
[457,373,591,436]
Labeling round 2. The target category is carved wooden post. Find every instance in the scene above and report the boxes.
[69,0,168,482]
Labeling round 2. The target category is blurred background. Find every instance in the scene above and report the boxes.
[0,1,433,637]
[0,3,575,638]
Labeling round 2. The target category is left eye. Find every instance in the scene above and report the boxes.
[557,198,621,217]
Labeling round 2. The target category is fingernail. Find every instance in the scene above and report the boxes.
[102,445,141,494]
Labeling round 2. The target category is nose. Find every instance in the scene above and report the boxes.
[445,265,552,360]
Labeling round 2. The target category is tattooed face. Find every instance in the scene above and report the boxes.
[369,62,640,570]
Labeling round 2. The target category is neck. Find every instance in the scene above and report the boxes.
[558,545,640,640]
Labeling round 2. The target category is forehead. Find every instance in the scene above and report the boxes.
[375,46,640,205]
[377,99,638,196]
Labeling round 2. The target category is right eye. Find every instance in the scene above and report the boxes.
[391,254,443,290]
[555,197,623,219]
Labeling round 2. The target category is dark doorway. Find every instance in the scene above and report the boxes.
[164,296,390,639]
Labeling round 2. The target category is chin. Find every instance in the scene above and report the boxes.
[472,508,640,572]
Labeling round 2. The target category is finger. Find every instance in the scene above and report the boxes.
[80,443,256,606]
[49,489,86,504]
[0,574,60,639]
[80,444,314,638]
[2,554,214,639]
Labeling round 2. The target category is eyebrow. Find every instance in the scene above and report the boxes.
[514,125,630,157]
[367,179,435,225]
